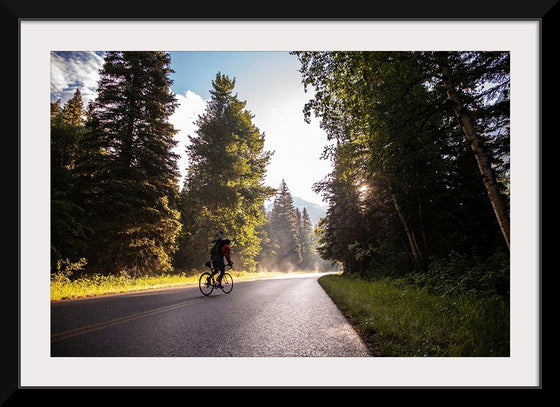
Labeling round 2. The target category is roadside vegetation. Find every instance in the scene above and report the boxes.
[296,51,511,357]
[319,273,509,357]
[51,271,196,301]
[50,259,310,301]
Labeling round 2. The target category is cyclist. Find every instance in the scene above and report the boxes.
[209,237,233,288]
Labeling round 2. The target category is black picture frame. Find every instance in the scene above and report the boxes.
[10,0,552,401]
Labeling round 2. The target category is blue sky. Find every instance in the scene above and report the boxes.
[51,51,331,205]
[169,51,296,98]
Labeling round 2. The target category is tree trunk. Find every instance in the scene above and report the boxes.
[392,192,427,272]
[417,191,430,257]
[438,52,510,250]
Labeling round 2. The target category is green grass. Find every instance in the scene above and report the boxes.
[318,274,509,357]
[50,269,305,301]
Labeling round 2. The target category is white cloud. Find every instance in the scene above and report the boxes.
[169,90,208,185]
[50,51,104,105]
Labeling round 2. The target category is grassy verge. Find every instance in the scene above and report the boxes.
[51,270,295,301]
[318,274,509,357]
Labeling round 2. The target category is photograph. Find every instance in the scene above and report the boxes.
[48,49,511,358]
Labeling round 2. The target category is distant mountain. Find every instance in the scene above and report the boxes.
[266,196,327,226]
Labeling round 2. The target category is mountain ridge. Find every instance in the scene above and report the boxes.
[266,196,327,226]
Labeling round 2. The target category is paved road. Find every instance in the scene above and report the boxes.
[51,273,371,357]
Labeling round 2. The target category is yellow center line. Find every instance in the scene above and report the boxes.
[51,298,206,343]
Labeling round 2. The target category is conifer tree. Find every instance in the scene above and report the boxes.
[297,207,318,270]
[177,73,275,271]
[51,89,88,269]
[267,179,302,270]
[302,207,318,269]
[77,51,181,276]
[313,148,369,275]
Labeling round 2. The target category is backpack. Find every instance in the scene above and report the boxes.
[210,239,224,256]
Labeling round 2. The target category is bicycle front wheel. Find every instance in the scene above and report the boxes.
[199,272,213,296]
[220,273,233,294]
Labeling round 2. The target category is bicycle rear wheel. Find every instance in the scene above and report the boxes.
[220,273,233,294]
[199,272,213,296]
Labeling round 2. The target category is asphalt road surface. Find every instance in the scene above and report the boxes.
[51,272,371,357]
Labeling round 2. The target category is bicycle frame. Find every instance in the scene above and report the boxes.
[199,263,233,296]
[206,262,232,275]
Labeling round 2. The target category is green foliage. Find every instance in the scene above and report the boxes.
[407,250,510,298]
[76,51,181,276]
[294,51,510,286]
[49,50,510,307]
[52,258,88,283]
[296,207,320,269]
[177,73,275,271]
[51,89,89,269]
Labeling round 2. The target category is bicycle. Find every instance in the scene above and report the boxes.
[199,263,233,296]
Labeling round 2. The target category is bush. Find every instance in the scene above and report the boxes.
[407,250,509,298]
[51,257,88,282]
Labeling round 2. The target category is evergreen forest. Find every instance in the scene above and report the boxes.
[51,51,510,299]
